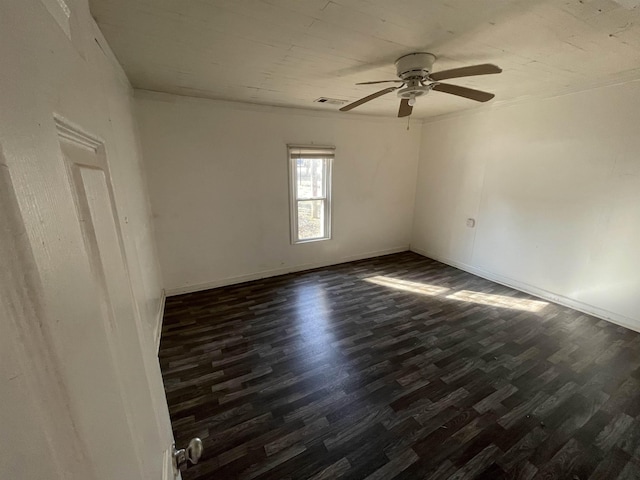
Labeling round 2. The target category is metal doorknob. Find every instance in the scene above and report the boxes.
[173,438,203,471]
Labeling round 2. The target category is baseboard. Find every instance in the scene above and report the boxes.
[155,289,166,354]
[410,247,640,334]
[165,247,409,296]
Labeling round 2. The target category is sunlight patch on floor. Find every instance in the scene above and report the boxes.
[364,276,450,296]
[365,276,548,312]
[446,290,548,312]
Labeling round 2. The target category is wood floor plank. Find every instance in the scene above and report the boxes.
[159,252,640,479]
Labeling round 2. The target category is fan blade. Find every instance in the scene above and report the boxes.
[432,83,495,102]
[339,87,398,112]
[430,64,502,81]
[398,98,413,117]
[356,80,404,85]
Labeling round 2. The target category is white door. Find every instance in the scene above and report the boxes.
[57,121,178,479]
[1,124,179,479]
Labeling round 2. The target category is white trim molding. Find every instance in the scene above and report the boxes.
[54,114,104,153]
[166,247,409,296]
[410,247,640,334]
[155,289,166,354]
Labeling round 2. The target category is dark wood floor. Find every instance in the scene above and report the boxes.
[159,252,640,480]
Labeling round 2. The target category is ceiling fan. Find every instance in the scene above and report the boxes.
[339,53,502,117]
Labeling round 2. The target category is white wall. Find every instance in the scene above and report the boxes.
[135,91,421,294]
[412,80,640,331]
[1,0,165,477]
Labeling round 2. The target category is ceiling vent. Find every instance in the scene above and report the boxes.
[314,97,348,106]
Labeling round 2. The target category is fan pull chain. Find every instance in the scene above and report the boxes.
[406,115,410,131]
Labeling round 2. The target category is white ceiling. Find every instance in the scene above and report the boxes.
[90,0,640,119]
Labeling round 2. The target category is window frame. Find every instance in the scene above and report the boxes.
[288,145,334,244]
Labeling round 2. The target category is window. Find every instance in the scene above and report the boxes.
[288,145,333,243]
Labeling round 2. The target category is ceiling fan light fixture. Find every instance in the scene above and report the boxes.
[397,84,430,100]
[407,95,417,107]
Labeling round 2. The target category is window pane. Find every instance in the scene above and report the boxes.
[296,158,325,199]
[297,200,325,240]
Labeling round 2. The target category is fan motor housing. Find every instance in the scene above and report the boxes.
[395,52,436,80]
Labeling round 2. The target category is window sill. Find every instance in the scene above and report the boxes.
[292,237,331,245]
